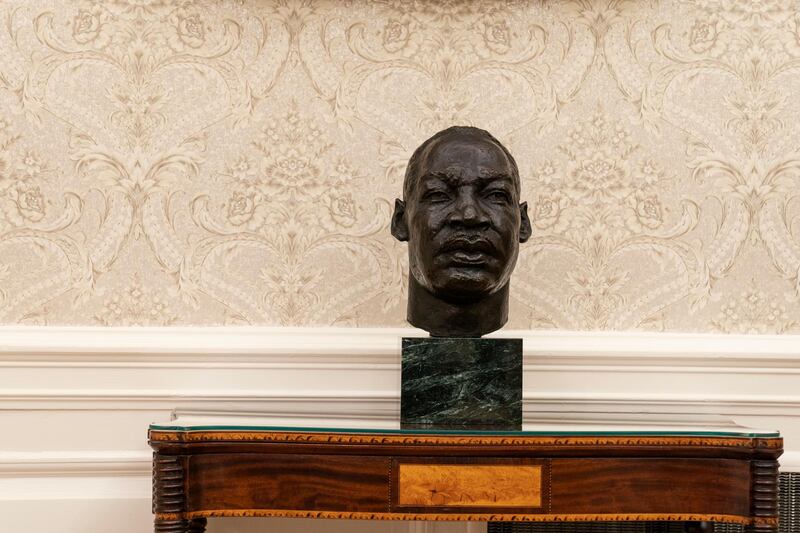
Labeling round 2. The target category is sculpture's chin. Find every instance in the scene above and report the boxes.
[429,268,503,304]
[406,269,510,337]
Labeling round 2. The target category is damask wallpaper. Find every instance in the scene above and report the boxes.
[0,0,798,333]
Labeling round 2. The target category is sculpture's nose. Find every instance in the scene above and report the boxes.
[449,189,489,228]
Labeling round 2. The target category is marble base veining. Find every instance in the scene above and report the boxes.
[400,337,522,430]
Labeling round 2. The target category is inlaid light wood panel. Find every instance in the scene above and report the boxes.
[397,464,542,508]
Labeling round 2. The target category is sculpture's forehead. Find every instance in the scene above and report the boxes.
[420,136,514,178]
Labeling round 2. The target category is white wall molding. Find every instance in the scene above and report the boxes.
[3,325,800,363]
[1,390,800,416]
[0,325,797,491]
[0,451,151,477]
[1,327,798,413]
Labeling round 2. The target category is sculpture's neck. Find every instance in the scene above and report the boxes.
[406,275,509,337]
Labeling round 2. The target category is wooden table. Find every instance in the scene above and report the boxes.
[149,419,782,533]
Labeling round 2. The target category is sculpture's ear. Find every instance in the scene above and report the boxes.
[519,201,532,243]
[391,199,409,242]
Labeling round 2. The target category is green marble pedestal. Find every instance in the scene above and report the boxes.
[400,337,522,430]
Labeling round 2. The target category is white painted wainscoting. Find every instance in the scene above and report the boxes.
[1,326,798,533]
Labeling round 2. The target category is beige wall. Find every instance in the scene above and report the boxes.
[0,0,798,332]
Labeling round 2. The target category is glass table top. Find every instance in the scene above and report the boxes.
[150,412,780,438]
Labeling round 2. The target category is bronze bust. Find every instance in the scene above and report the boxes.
[391,126,531,337]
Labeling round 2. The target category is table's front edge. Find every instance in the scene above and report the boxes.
[153,510,776,526]
[148,430,782,451]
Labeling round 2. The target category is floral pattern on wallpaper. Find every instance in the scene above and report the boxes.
[0,0,799,332]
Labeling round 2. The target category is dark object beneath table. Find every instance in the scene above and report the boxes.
[488,521,728,533]
[401,336,522,430]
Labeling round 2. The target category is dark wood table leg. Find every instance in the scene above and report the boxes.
[153,454,206,532]
[684,521,714,533]
[746,459,780,533]
[745,525,778,533]
[155,518,207,532]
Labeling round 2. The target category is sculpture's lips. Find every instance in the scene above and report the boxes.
[439,236,495,265]
[448,250,490,265]
[440,236,495,254]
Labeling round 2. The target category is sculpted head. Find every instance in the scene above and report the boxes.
[392,126,531,336]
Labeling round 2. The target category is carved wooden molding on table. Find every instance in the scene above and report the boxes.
[148,431,782,449]
[154,510,777,525]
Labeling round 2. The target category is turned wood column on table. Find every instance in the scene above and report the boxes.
[746,458,781,533]
[153,454,207,533]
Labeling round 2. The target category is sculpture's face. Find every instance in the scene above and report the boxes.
[396,135,529,303]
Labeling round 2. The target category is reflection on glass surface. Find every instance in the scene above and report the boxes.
[149,410,780,437]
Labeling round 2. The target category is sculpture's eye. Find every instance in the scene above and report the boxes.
[485,190,511,204]
[423,190,451,203]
